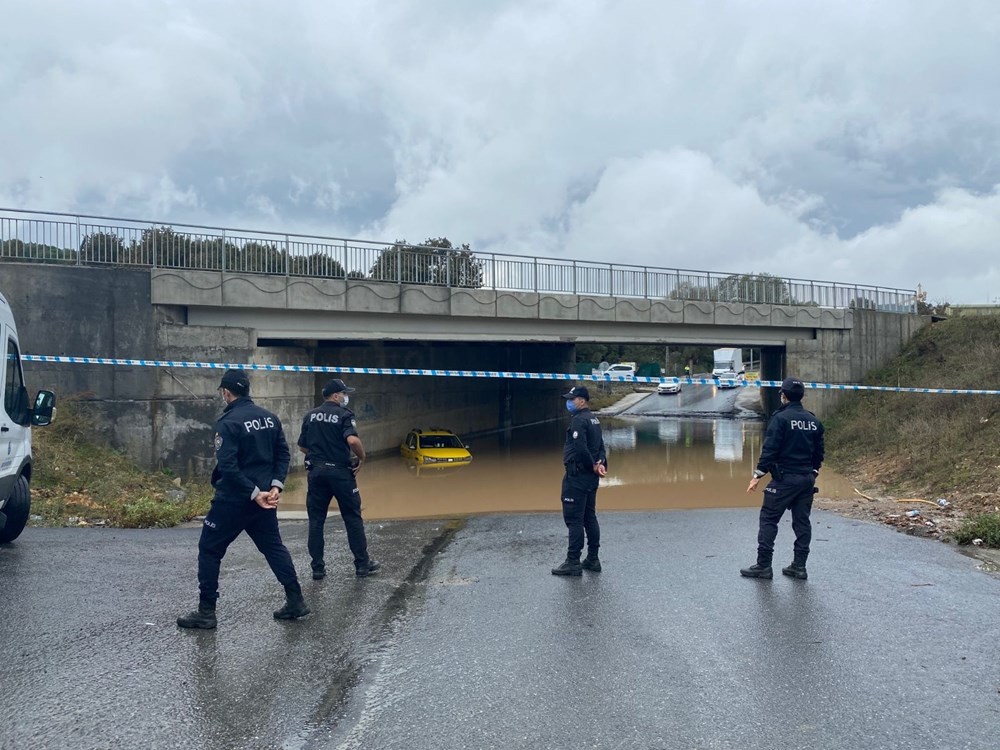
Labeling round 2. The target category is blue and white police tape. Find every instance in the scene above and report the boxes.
[20,354,1000,395]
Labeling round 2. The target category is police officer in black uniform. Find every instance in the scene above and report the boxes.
[552,386,608,576]
[177,369,310,629]
[741,377,825,580]
[298,378,380,580]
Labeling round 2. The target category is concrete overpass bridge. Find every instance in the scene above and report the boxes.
[1,209,924,474]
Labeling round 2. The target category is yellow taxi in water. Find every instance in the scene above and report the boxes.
[400,429,473,467]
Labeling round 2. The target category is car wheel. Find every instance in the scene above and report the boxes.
[0,475,31,543]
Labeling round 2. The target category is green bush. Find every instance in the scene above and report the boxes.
[105,496,188,529]
[954,513,1000,548]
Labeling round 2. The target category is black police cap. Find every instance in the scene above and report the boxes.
[322,378,356,397]
[218,368,250,394]
[780,377,805,399]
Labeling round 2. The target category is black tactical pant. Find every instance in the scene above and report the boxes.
[561,471,600,559]
[757,473,815,560]
[198,498,298,601]
[306,465,370,571]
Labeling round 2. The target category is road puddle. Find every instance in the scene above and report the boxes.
[280,417,859,520]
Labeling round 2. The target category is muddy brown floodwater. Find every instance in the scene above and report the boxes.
[280,417,859,520]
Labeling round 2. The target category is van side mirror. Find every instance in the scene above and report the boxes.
[31,390,56,427]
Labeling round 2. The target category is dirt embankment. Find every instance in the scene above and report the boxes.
[820,314,1000,557]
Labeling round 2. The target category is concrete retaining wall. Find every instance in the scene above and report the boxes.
[786,309,930,417]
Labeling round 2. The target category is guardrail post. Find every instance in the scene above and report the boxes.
[220,230,226,271]
[151,223,157,268]
[285,234,290,277]
[75,216,82,265]
[572,260,577,294]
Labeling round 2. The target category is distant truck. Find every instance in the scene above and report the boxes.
[712,348,743,388]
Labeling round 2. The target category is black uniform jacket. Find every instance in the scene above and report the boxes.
[755,402,825,478]
[562,407,608,482]
[211,397,290,502]
[297,402,359,465]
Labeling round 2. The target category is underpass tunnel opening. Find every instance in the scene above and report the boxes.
[257,338,574,457]
[250,335,790,463]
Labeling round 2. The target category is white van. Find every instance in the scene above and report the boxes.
[1,290,55,543]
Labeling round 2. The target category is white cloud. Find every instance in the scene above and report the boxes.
[2,0,1000,301]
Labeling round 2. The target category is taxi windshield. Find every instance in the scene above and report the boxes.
[419,435,464,449]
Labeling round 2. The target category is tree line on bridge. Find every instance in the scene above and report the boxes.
[0,230,893,308]
[0,231,484,288]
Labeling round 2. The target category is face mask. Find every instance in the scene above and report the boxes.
[341,395,350,407]
[565,400,577,413]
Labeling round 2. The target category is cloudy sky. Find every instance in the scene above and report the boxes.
[3,0,999,303]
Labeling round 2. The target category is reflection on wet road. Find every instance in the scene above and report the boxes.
[282,415,858,519]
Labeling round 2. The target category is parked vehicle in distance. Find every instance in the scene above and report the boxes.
[604,363,636,378]
[1,290,56,543]
[400,428,473,468]
[657,380,682,395]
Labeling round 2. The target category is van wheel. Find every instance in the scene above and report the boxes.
[0,475,30,543]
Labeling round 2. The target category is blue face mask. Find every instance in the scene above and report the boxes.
[342,395,350,407]
[566,400,577,414]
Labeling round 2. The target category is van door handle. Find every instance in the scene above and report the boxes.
[0,426,9,432]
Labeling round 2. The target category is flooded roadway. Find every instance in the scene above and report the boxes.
[282,388,858,519]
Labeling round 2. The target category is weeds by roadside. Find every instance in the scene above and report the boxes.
[577,383,637,411]
[30,401,212,528]
[954,513,1000,547]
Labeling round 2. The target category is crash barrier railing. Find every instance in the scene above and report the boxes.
[21,355,1000,395]
[1,208,916,312]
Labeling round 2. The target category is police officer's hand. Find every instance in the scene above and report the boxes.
[594,463,607,478]
[255,488,280,509]
[351,458,364,477]
[747,477,760,494]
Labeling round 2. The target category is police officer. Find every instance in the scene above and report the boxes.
[552,386,608,576]
[177,369,310,629]
[741,377,825,580]
[298,378,380,579]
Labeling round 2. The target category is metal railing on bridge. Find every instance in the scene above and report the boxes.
[0,208,916,312]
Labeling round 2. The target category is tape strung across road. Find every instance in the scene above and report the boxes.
[21,354,1000,396]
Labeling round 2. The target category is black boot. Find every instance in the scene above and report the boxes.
[782,553,808,580]
[740,554,773,579]
[177,598,217,629]
[551,556,583,576]
[273,583,311,620]
[581,554,602,572]
[312,561,326,580]
[356,559,381,577]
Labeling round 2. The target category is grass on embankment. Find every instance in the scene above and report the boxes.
[30,402,213,528]
[824,315,1000,546]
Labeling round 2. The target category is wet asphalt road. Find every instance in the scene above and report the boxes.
[625,384,744,418]
[0,518,458,750]
[2,511,998,749]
